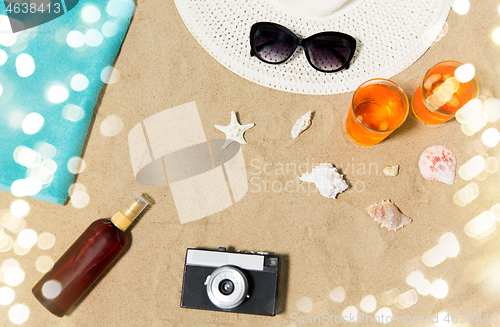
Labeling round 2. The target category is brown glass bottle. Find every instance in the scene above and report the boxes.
[32,195,148,317]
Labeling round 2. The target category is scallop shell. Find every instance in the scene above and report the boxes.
[419,145,456,185]
[366,200,412,232]
[291,110,312,139]
[298,163,348,199]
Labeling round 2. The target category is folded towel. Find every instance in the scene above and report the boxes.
[0,0,134,204]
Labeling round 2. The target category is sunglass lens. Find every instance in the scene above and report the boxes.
[306,35,353,72]
[252,26,295,64]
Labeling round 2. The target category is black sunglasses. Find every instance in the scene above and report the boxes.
[250,22,356,73]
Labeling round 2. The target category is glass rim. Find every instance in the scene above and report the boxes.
[351,78,409,133]
[419,60,479,116]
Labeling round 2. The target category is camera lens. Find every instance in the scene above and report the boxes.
[206,266,248,309]
[218,279,234,295]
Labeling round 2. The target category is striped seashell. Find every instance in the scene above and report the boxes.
[419,145,456,185]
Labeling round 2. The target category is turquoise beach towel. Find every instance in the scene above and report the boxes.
[0,0,134,204]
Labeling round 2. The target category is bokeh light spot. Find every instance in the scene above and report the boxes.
[1,258,20,272]
[35,256,54,273]
[460,123,475,136]
[0,286,15,305]
[493,27,500,45]
[374,307,392,324]
[22,113,44,134]
[5,267,25,286]
[467,112,488,133]
[395,290,418,309]
[37,232,56,250]
[360,294,376,313]
[11,177,42,197]
[8,304,29,324]
[63,104,85,122]
[100,115,124,137]
[35,142,57,159]
[455,98,482,124]
[329,286,345,303]
[47,85,69,104]
[490,203,500,220]
[481,128,500,147]
[42,280,62,299]
[101,66,120,84]
[81,5,101,23]
[85,29,103,47]
[438,233,460,258]
[13,241,30,256]
[459,155,486,181]
[416,279,431,296]
[70,74,89,91]
[0,15,17,47]
[380,289,400,306]
[67,157,86,174]
[67,30,85,48]
[422,21,448,47]
[0,49,7,65]
[465,211,496,240]
[423,246,447,267]
[435,312,451,327]
[13,146,41,169]
[0,211,26,234]
[406,271,425,288]
[483,97,500,122]
[430,279,448,299]
[454,63,475,83]
[107,0,134,18]
[485,157,499,174]
[70,191,90,209]
[8,110,26,129]
[102,21,119,37]
[69,183,87,197]
[453,182,479,207]
[17,229,37,248]
[0,233,14,252]
[452,0,470,15]
[342,306,358,322]
[296,296,312,313]
[10,200,29,218]
[15,53,35,77]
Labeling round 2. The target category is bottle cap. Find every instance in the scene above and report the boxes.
[111,195,149,231]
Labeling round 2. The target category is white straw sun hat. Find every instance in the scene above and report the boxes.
[174,0,453,95]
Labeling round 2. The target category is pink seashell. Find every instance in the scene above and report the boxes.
[419,145,456,185]
[366,200,412,232]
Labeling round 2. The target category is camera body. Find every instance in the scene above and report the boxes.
[180,247,279,316]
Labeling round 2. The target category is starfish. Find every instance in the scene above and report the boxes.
[215,111,255,149]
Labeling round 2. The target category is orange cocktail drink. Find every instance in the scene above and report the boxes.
[345,79,409,146]
[411,61,479,125]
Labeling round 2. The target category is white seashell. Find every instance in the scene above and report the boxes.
[383,165,399,177]
[419,145,456,185]
[291,110,312,139]
[366,200,412,232]
[298,163,348,199]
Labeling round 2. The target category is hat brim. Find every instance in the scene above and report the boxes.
[174,0,453,95]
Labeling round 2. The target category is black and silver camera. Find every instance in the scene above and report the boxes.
[180,247,279,316]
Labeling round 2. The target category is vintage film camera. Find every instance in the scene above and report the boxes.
[180,247,279,316]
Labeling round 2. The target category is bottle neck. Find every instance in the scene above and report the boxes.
[109,195,149,232]
[110,211,133,231]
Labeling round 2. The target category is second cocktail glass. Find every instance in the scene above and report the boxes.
[411,61,479,125]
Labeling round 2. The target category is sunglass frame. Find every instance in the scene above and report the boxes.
[250,22,357,73]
